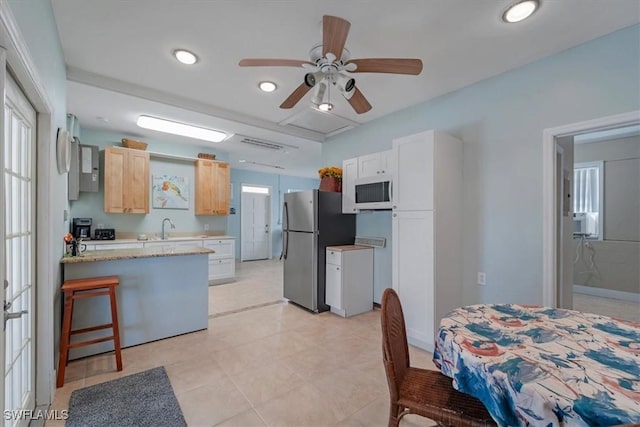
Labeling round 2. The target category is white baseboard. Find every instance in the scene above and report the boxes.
[574,285,640,303]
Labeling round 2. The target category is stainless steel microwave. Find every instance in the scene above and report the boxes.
[354,175,392,209]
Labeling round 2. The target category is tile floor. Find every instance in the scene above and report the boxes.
[572,292,640,323]
[49,259,436,427]
[48,259,640,426]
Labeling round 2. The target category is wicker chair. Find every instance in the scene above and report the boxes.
[381,288,497,427]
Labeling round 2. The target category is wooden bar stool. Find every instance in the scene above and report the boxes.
[57,275,122,388]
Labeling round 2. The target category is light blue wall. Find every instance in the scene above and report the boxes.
[229,169,319,259]
[323,25,640,305]
[70,128,230,237]
[70,128,319,258]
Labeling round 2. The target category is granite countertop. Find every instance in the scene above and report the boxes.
[61,246,214,264]
[326,245,372,251]
[88,235,235,245]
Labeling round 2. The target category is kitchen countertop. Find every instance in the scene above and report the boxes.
[61,245,213,264]
[326,245,372,251]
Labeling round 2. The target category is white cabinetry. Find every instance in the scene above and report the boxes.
[392,130,462,351]
[342,149,393,214]
[342,158,358,214]
[325,246,374,317]
[203,238,235,284]
[358,150,392,178]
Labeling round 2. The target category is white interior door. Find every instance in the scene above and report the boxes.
[241,186,271,261]
[2,72,36,427]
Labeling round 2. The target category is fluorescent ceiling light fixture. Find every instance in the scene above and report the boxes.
[502,0,539,23]
[259,81,277,92]
[173,49,198,65]
[318,102,333,112]
[137,116,229,143]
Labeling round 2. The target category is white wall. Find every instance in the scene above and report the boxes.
[323,25,640,305]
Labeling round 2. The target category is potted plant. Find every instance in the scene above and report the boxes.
[318,166,342,192]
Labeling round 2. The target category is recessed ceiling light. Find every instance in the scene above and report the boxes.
[318,102,333,112]
[259,81,277,92]
[502,0,539,23]
[173,49,198,65]
[136,115,230,143]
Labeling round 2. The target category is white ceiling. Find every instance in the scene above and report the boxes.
[51,0,640,177]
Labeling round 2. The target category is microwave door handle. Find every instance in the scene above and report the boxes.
[388,180,393,203]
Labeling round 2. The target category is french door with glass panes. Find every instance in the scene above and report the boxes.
[2,71,36,427]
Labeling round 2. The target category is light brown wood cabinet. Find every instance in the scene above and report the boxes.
[195,159,230,215]
[104,146,149,214]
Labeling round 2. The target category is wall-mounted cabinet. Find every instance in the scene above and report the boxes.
[358,150,393,179]
[104,146,149,214]
[195,159,230,215]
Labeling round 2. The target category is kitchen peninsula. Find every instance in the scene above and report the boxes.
[60,245,213,359]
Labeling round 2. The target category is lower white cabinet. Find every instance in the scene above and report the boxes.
[325,246,374,317]
[203,239,236,284]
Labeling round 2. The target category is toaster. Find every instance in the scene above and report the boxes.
[94,228,116,240]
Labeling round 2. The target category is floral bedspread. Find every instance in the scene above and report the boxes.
[433,304,640,426]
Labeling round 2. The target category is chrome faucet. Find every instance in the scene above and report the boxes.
[161,218,175,240]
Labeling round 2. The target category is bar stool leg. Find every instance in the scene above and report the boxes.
[109,285,123,371]
[56,290,75,388]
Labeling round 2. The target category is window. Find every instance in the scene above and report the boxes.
[242,185,269,194]
[573,161,603,239]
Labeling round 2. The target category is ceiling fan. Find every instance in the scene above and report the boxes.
[239,15,423,114]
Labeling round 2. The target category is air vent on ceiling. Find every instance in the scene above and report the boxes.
[237,136,298,151]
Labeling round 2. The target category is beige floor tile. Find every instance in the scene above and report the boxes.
[227,360,305,406]
[310,363,386,421]
[165,357,226,395]
[214,408,266,427]
[49,379,85,412]
[254,384,340,427]
[177,378,251,427]
[59,358,87,384]
[338,395,437,427]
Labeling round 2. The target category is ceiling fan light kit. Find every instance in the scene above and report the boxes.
[239,15,423,114]
[502,0,540,23]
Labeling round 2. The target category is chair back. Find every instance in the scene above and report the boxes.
[381,288,411,402]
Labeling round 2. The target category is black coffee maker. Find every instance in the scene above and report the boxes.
[71,218,92,240]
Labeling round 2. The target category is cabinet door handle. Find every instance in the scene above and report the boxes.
[393,213,397,217]
[336,267,340,270]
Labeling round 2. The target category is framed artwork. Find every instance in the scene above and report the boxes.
[152,174,189,209]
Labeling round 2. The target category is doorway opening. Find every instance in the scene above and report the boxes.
[542,111,640,322]
[240,184,272,262]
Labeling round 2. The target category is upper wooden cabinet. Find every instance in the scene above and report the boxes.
[104,146,149,214]
[195,159,230,215]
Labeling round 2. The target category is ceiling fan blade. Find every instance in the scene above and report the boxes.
[239,58,313,68]
[345,58,423,75]
[323,15,351,60]
[280,83,312,109]
[347,87,372,114]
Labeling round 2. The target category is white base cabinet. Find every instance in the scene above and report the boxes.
[392,130,463,351]
[203,239,236,284]
[325,246,374,317]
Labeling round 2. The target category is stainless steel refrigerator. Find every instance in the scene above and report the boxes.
[282,190,356,312]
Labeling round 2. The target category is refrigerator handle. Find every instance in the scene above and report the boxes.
[280,202,289,260]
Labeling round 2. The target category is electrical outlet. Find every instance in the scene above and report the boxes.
[204,224,210,231]
[477,272,486,286]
